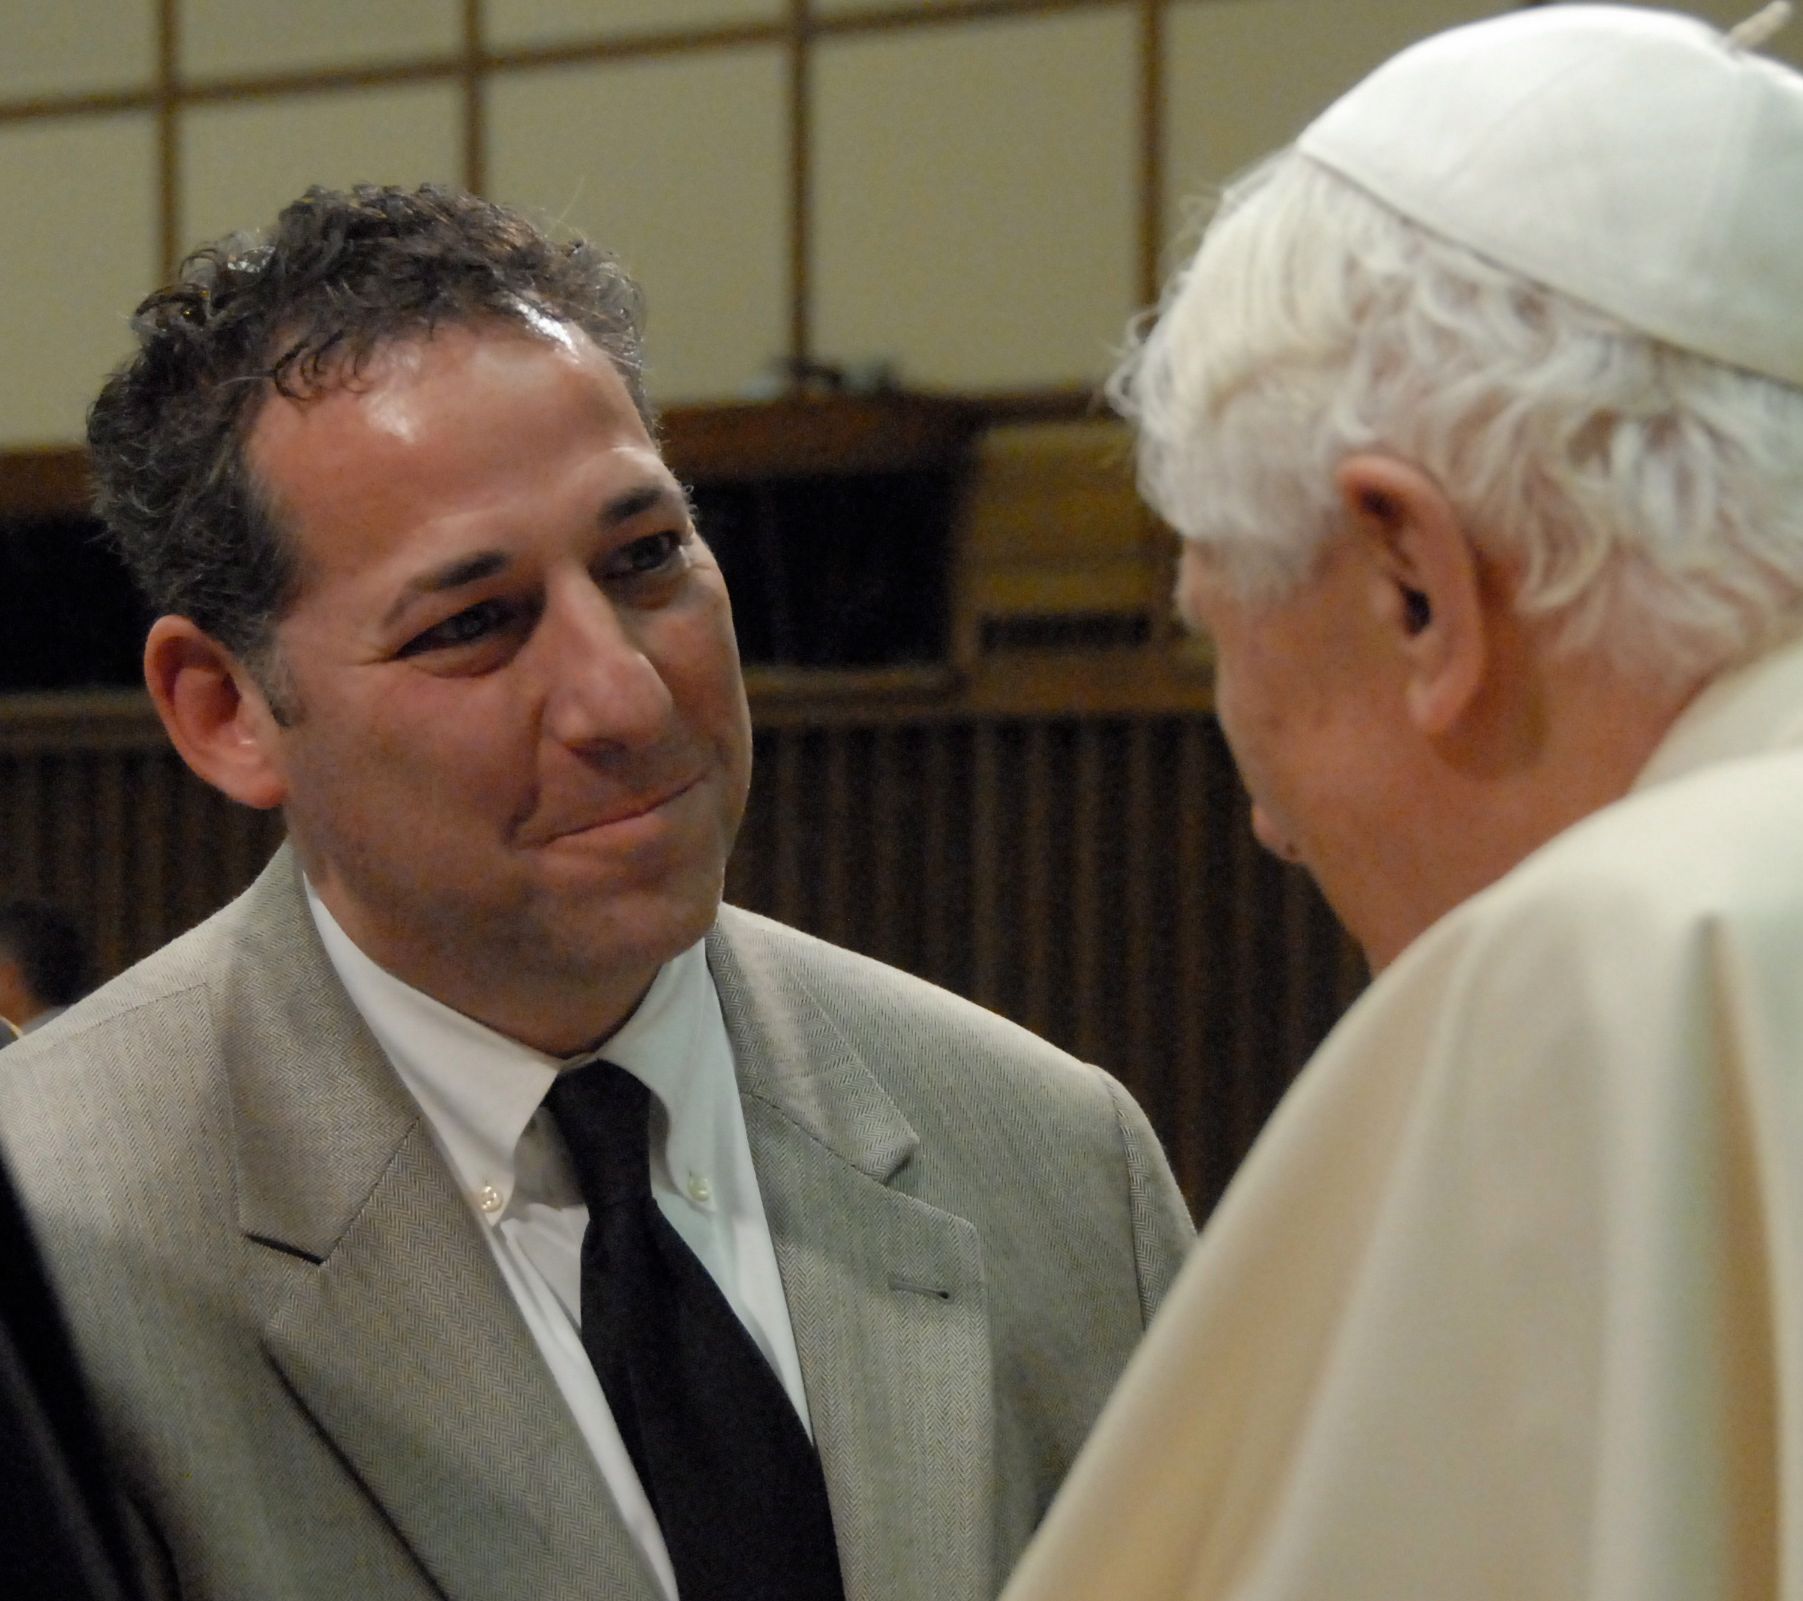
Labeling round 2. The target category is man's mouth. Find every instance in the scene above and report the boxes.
[538,774,705,843]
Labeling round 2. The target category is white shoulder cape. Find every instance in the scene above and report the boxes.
[1004,632,1803,1601]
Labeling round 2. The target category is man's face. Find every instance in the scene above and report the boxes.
[1177,538,1416,965]
[241,321,752,1045]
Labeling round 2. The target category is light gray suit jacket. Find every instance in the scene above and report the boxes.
[0,848,1192,1601]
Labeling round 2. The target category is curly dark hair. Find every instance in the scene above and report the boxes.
[86,182,651,693]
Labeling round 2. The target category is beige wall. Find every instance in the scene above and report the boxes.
[2,0,1797,445]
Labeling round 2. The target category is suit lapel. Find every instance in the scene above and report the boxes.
[709,912,997,1601]
[217,851,663,1601]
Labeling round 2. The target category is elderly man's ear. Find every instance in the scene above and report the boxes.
[143,615,289,812]
[1337,454,1490,738]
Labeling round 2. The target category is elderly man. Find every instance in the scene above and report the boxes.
[0,185,1191,1601]
[1001,7,1803,1601]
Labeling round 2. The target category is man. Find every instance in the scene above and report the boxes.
[1002,7,1803,1601]
[0,184,1191,1601]
[0,897,92,1041]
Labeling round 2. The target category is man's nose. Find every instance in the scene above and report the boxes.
[538,579,673,751]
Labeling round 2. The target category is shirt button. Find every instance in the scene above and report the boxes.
[686,1173,713,1205]
[477,1184,503,1214]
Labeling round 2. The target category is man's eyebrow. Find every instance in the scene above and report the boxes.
[602,481,688,527]
[383,550,511,626]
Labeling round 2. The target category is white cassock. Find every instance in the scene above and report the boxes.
[1003,628,1803,1601]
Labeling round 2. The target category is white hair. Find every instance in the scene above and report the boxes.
[1111,152,1803,687]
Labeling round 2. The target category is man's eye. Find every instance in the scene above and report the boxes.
[397,599,515,657]
[608,531,685,579]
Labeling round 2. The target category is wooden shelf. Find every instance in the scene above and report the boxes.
[662,393,984,483]
[0,391,1094,518]
[0,401,1212,712]
[1,640,1214,751]
[0,448,88,520]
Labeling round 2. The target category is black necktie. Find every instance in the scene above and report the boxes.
[544,1060,846,1601]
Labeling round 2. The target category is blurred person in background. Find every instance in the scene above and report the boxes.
[0,897,93,1043]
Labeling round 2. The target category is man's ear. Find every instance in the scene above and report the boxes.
[1336,454,1490,737]
[143,616,289,810]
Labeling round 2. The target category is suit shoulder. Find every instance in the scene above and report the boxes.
[710,909,1189,1295]
[0,894,247,1151]
[710,905,1115,1110]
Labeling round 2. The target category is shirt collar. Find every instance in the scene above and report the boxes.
[304,882,723,1222]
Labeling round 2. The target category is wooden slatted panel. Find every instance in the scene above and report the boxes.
[0,736,284,988]
[726,709,1364,1218]
[1068,724,1106,1061]
[4,701,1362,1220]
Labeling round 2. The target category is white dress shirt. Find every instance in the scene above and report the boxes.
[306,885,810,1601]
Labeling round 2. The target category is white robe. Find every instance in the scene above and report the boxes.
[1003,631,1803,1601]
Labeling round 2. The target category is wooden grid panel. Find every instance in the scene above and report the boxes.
[0,2,1678,402]
[0,0,1173,403]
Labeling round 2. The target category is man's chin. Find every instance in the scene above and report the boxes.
[530,882,724,975]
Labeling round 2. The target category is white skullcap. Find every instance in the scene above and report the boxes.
[1296,4,1803,389]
